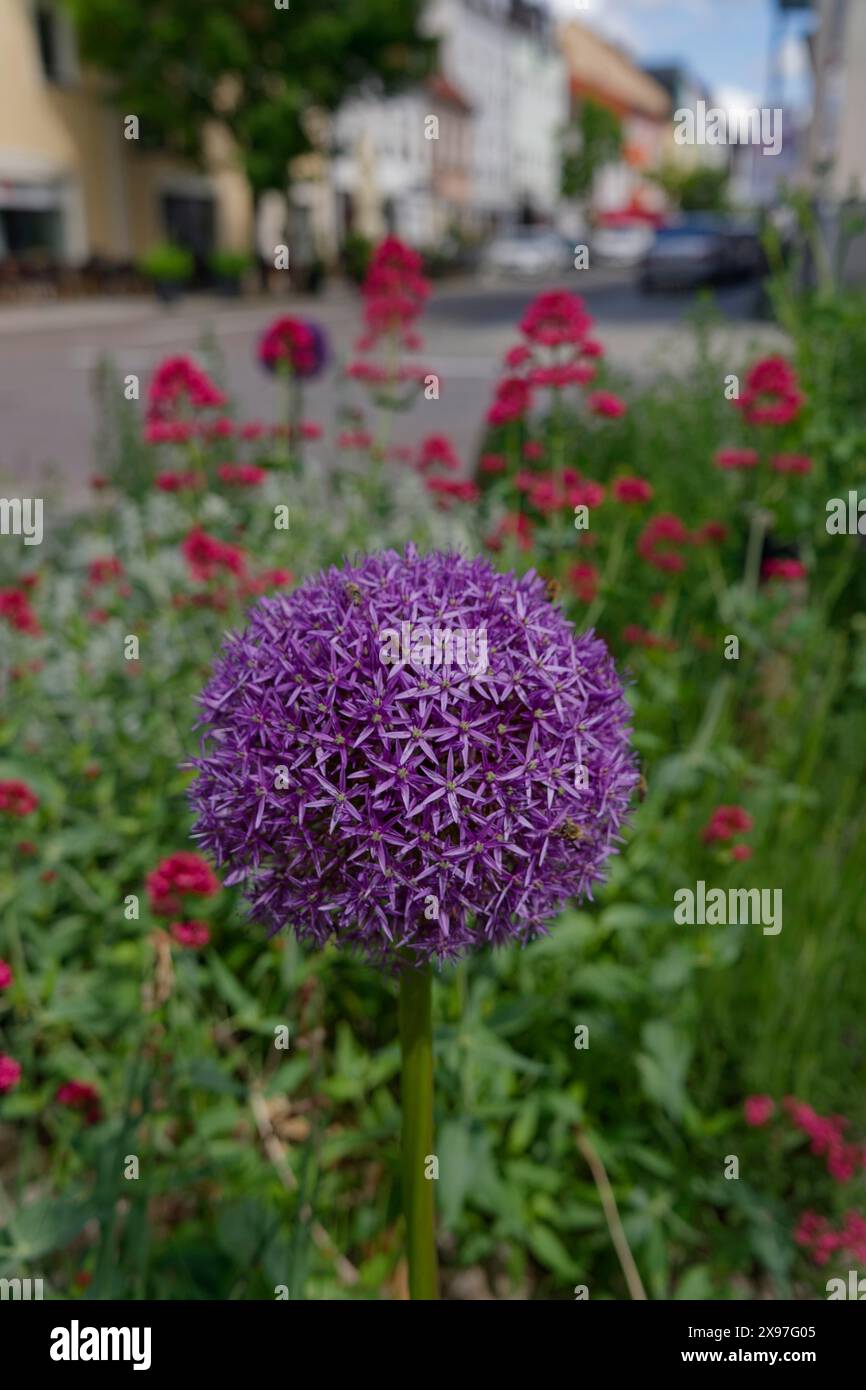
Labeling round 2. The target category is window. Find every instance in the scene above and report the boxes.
[161,192,216,258]
[35,5,60,81]
[34,3,77,84]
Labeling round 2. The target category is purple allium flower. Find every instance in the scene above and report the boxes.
[257,315,328,379]
[188,546,638,966]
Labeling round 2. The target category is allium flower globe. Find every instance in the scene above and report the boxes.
[189,547,637,966]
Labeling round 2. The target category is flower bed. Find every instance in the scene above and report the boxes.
[1,239,866,1299]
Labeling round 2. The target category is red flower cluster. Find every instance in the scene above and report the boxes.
[487,292,609,425]
[0,779,39,817]
[0,585,41,635]
[145,420,195,445]
[529,362,596,389]
[715,446,814,475]
[425,477,480,508]
[588,390,627,419]
[613,476,653,505]
[785,1098,866,1184]
[87,557,124,587]
[479,452,507,474]
[744,1094,774,1126]
[216,463,267,487]
[418,435,460,472]
[0,959,12,990]
[487,376,533,426]
[568,562,599,603]
[146,851,220,917]
[702,804,753,853]
[57,1080,101,1125]
[715,447,759,471]
[147,356,227,423]
[520,290,593,347]
[337,429,374,451]
[358,236,430,348]
[795,1210,866,1265]
[637,514,690,573]
[514,467,604,516]
[156,470,201,492]
[762,557,807,583]
[637,513,726,572]
[181,528,247,583]
[170,920,211,949]
[0,1055,21,1094]
[734,355,804,427]
[257,316,327,377]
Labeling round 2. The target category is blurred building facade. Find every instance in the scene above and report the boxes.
[559,19,671,217]
[328,0,569,246]
[329,73,473,249]
[0,0,251,268]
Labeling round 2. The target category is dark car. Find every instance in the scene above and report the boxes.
[640,218,766,292]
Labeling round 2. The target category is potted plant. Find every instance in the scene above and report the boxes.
[208,249,252,298]
[137,242,194,304]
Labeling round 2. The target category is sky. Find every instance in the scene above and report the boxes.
[550,0,816,111]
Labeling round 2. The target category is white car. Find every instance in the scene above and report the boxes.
[483,227,571,278]
[590,224,656,267]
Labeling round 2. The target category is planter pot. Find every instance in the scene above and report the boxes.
[154,280,183,305]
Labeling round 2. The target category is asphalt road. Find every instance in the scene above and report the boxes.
[0,268,785,507]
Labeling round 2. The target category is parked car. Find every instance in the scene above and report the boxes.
[639,218,766,291]
[590,220,657,268]
[482,226,572,278]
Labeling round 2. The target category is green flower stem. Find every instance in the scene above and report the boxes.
[743,505,771,596]
[398,965,439,1300]
[584,514,626,630]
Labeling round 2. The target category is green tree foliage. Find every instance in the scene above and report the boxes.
[653,162,731,213]
[560,99,623,200]
[63,0,434,198]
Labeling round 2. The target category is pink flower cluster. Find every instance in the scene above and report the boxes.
[0,779,39,817]
[57,1080,101,1126]
[358,236,430,349]
[146,850,220,917]
[0,1055,22,1093]
[762,557,808,583]
[744,1094,866,1267]
[703,804,753,859]
[257,316,327,377]
[1,577,41,635]
[147,355,227,424]
[485,291,624,427]
[181,527,246,583]
[733,355,805,427]
[784,1098,866,1183]
[794,1210,866,1266]
[635,513,728,575]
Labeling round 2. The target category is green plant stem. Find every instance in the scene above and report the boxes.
[398,965,439,1300]
[743,505,771,596]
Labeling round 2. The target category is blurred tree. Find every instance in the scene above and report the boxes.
[63,0,434,210]
[652,163,731,213]
[560,100,623,201]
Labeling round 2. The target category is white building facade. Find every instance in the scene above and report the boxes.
[506,3,570,222]
[327,0,568,247]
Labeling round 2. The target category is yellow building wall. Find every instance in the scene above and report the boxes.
[0,0,253,261]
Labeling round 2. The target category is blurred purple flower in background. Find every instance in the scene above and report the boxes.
[257,315,329,379]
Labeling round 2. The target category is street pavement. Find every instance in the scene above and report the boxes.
[0,269,786,507]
